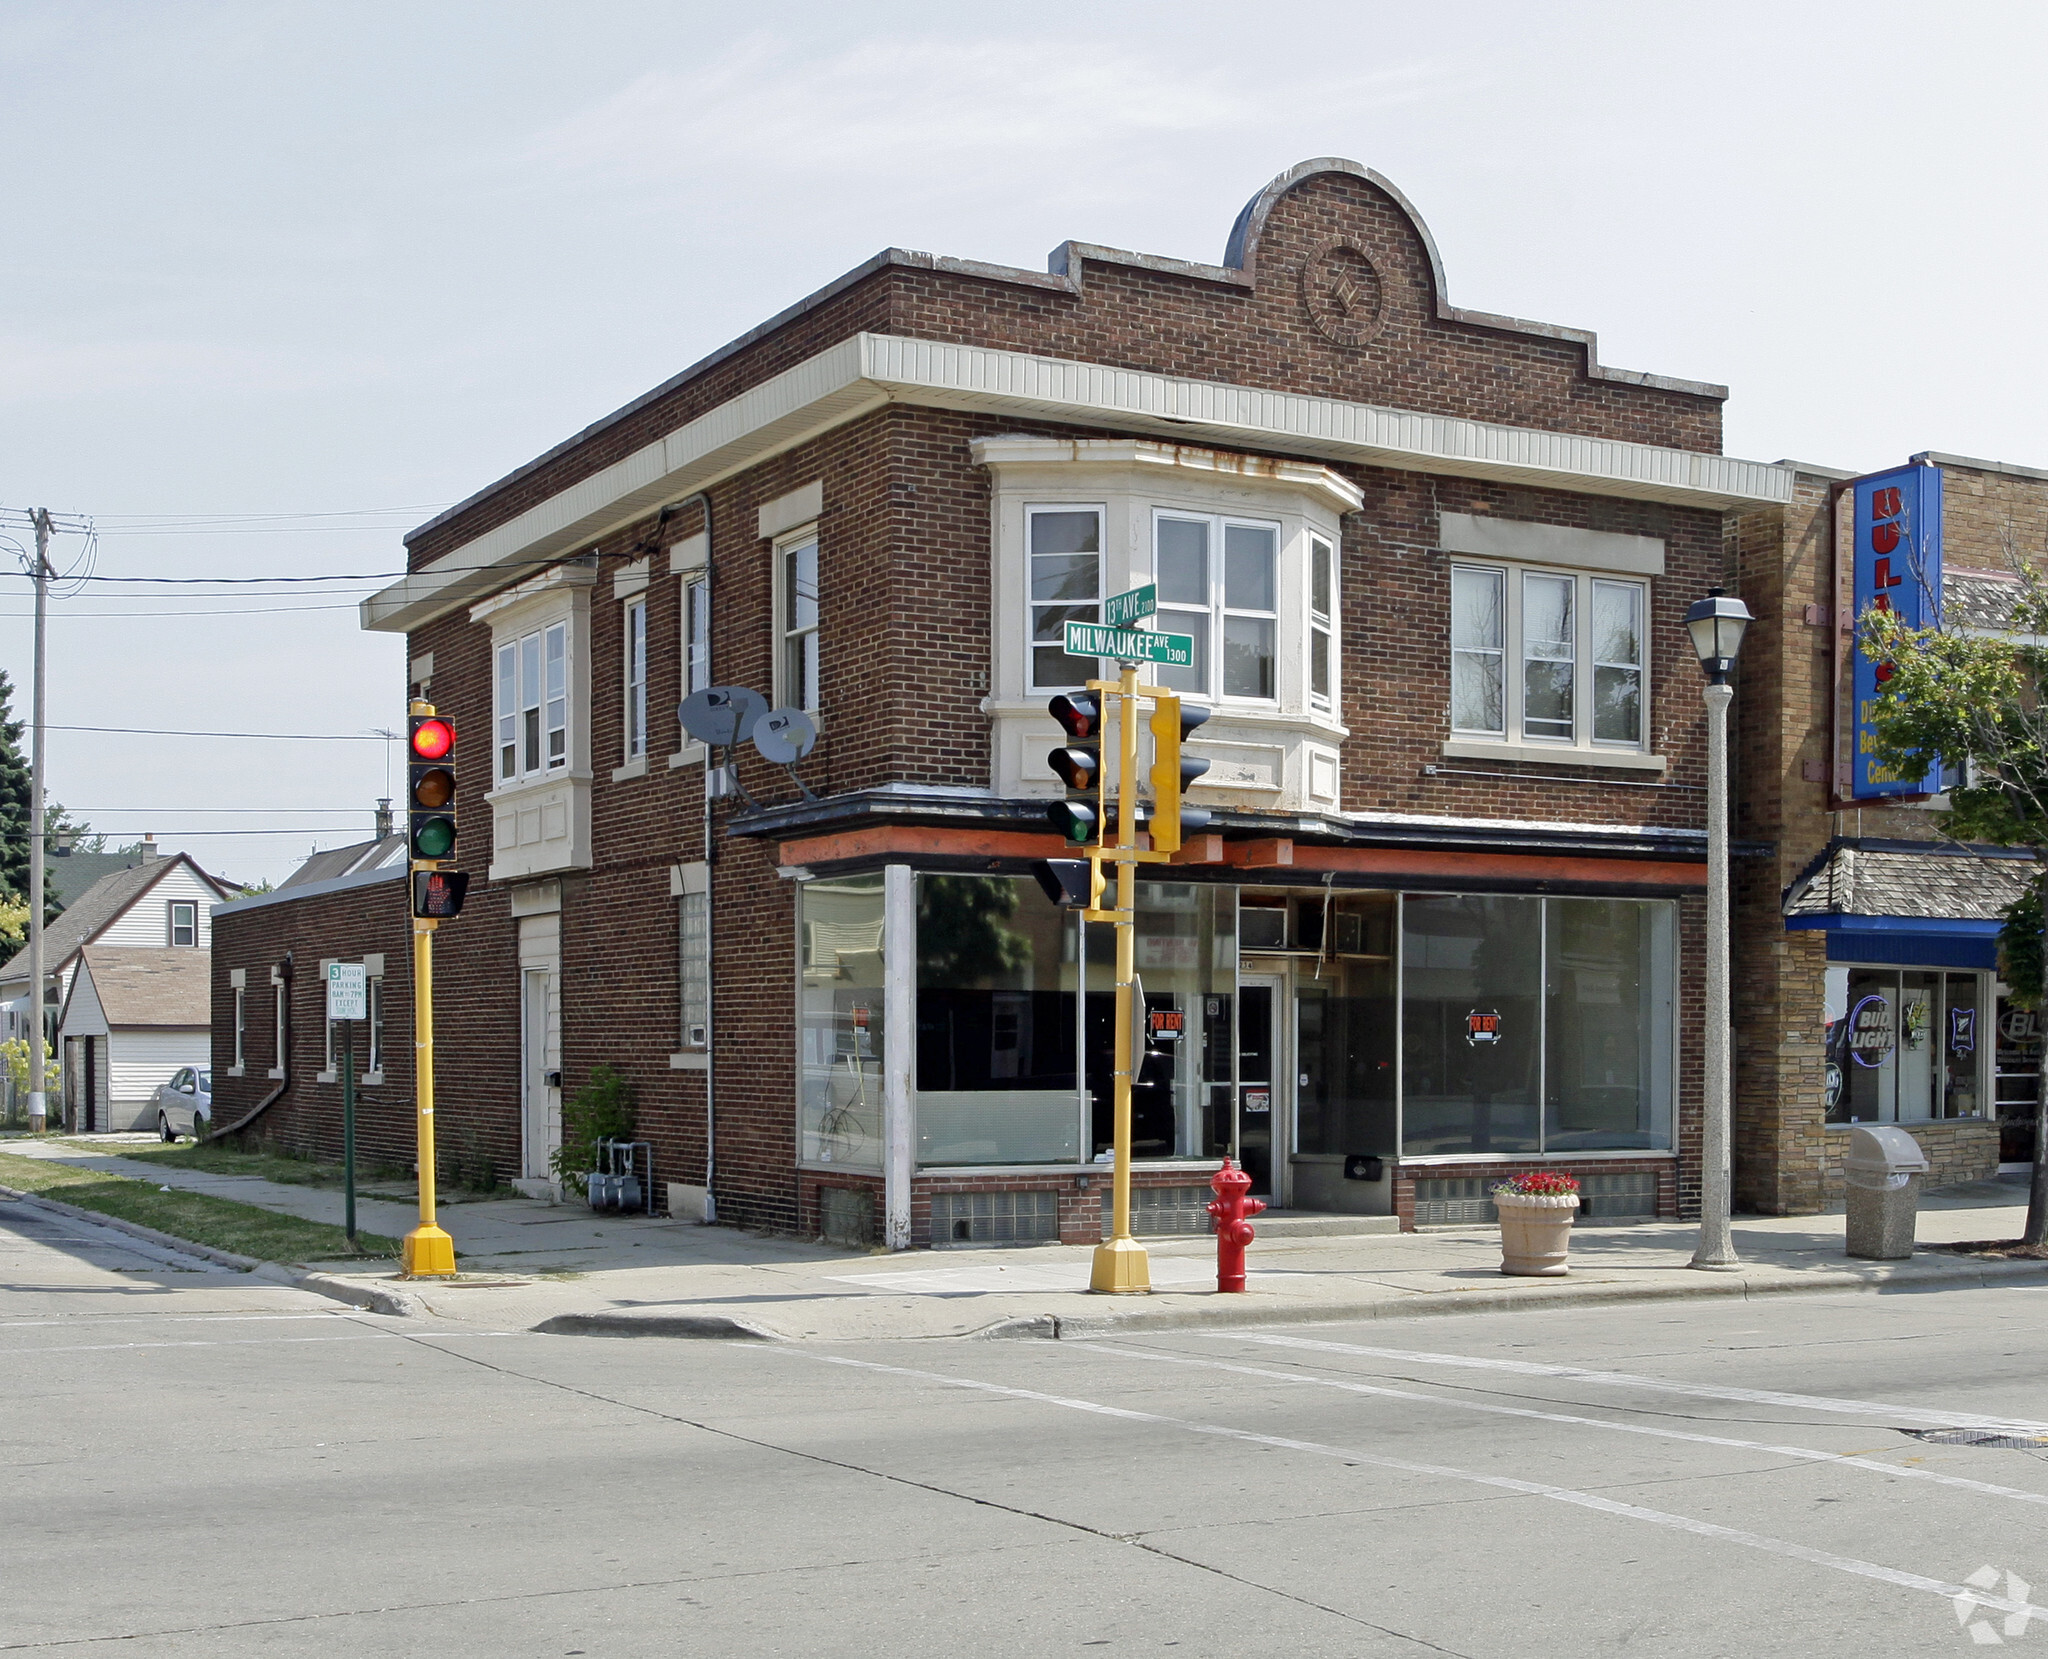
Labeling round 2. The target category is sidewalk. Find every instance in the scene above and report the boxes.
[14,1137,2044,1339]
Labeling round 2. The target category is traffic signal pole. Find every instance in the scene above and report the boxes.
[403,915,456,1276]
[1094,665,1148,1293]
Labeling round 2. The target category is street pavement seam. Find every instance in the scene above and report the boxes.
[772,1347,2048,1630]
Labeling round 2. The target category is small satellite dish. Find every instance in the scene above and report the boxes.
[753,707,817,767]
[678,686,768,749]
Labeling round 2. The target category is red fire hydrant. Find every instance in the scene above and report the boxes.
[1208,1159,1266,1293]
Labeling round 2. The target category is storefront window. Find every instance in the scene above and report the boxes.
[1402,894,1674,1156]
[1826,966,1986,1125]
[798,874,885,1169]
[916,874,1081,1164]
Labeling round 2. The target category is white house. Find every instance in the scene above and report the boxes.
[0,850,232,1121]
[58,947,212,1132]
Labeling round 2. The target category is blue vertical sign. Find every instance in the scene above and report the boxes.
[1852,463,1943,797]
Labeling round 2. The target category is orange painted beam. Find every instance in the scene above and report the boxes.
[777,823,1705,891]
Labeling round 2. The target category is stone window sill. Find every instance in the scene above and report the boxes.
[365,1071,385,1087]
[1440,739,1666,774]
[611,754,649,783]
[266,1068,284,1081]
[670,1051,709,1071]
[226,1066,244,1079]
[669,742,707,769]
[316,1070,338,1085]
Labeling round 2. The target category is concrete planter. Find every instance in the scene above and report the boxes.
[1497,1191,1579,1276]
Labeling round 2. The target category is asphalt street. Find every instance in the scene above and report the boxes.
[5,1194,2047,1657]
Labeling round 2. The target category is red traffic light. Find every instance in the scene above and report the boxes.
[410,718,455,760]
[1049,692,1100,742]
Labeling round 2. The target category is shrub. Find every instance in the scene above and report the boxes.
[549,1065,636,1196]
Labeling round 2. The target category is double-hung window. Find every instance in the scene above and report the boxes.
[367,976,384,1076]
[1027,506,1103,690]
[1450,565,1647,751]
[684,577,710,697]
[1308,534,1335,714]
[497,621,570,782]
[232,986,245,1070]
[1153,512,1279,702]
[780,533,820,713]
[624,599,648,760]
[168,901,196,947]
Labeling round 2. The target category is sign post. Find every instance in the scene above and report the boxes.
[324,962,367,1248]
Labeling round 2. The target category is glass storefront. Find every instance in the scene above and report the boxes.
[797,872,886,1169]
[800,873,1677,1184]
[1823,965,1987,1125]
[1402,895,1674,1156]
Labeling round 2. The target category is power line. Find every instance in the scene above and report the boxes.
[0,601,370,618]
[70,806,374,814]
[87,826,389,837]
[50,724,393,742]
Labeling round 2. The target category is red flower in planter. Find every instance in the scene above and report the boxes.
[1493,1170,1581,1198]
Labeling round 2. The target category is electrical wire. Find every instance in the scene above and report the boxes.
[48,724,392,742]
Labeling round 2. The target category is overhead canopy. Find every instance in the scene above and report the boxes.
[1784,840,2037,968]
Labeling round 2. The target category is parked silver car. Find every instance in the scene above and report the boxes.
[152,1067,212,1141]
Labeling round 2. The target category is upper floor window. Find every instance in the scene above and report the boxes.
[497,621,569,782]
[1309,534,1335,714]
[624,599,648,760]
[685,577,710,697]
[779,532,820,713]
[1028,505,1103,691]
[168,901,197,947]
[1451,565,1646,750]
[1154,512,1279,703]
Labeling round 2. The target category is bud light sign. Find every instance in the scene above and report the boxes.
[1852,463,1943,797]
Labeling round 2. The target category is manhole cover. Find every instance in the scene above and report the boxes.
[1902,1428,2048,1450]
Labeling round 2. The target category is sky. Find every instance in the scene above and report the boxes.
[2,0,2044,885]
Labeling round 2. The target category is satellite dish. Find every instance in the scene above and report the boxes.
[753,707,817,767]
[678,686,768,748]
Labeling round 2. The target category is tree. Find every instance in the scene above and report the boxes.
[1864,585,2048,1245]
[0,670,75,920]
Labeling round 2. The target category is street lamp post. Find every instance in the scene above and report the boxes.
[1685,587,1752,1271]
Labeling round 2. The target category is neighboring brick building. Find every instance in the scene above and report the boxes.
[348,157,1799,1247]
[1731,454,2048,1213]
[209,835,419,1174]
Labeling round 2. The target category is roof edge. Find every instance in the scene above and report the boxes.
[213,860,407,918]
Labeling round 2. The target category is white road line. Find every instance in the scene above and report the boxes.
[0,1313,350,1330]
[1,1333,406,1356]
[1229,1334,2048,1435]
[1089,1343,2048,1508]
[783,1349,2048,1626]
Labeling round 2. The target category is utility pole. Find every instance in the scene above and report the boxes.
[25,509,51,1133]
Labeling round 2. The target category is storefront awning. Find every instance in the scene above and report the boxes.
[1783,839,2037,968]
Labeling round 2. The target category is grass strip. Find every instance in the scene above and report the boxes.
[0,1150,399,1262]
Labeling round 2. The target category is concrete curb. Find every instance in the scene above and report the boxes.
[530,1312,782,1340]
[0,1182,422,1319]
[976,1254,2048,1340]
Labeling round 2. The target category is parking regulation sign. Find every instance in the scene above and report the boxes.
[325,961,367,1022]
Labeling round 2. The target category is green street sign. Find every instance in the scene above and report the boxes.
[1064,620,1194,666]
[1103,584,1157,628]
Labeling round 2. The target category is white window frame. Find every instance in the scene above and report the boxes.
[232,985,245,1071]
[680,888,709,1049]
[496,620,571,784]
[1448,562,1651,757]
[1308,532,1337,716]
[684,576,710,698]
[623,598,648,761]
[1150,509,1284,707]
[775,526,821,715]
[269,979,287,1081]
[366,975,384,1081]
[168,900,197,947]
[1025,503,1106,693]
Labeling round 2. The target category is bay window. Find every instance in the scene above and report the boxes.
[497,621,570,782]
[1450,564,1647,752]
[1154,512,1279,703]
[1028,505,1103,690]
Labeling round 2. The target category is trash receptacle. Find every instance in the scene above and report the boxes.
[1842,1125,1929,1260]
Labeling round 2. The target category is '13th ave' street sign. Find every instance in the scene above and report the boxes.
[1103,584,1157,628]
[1064,620,1194,667]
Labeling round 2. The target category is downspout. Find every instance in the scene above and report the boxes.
[675,490,717,1223]
[205,952,292,1143]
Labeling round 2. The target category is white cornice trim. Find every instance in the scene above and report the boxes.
[969,435,1364,514]
[364,333,1792,634]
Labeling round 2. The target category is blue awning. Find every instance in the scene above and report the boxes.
[1785,912,2002,968]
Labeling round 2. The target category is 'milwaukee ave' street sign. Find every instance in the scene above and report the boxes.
[1065,620,1194,667]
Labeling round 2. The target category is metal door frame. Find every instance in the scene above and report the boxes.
[519,967,555,1181]
[1237,966,1288,1207]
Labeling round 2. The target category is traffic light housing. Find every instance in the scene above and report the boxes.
[408,712,458,862]
[1046,692,1102,846]
[1147,692,1212,854]
[1033,859,1104,910]
[411,868,471,920]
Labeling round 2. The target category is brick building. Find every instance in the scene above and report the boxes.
[329,157,1797,1247]
[1730,454,2048,1213]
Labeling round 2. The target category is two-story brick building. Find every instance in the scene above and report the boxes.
[242,158,1800,1248]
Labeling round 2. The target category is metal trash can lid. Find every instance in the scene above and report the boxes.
[1842,1124,1930,1174]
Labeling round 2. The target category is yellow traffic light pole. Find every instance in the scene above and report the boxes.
[1081,664,1186,1294]
[403,699,458,1279]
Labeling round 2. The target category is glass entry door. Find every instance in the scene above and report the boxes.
[1237,975,1281,1197]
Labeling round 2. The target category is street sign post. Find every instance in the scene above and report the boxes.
[1103,584,1157,629]
[325,961,367,1246]
[1064,620,1194,666]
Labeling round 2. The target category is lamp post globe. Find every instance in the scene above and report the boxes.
[1688,585,1750,1272]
